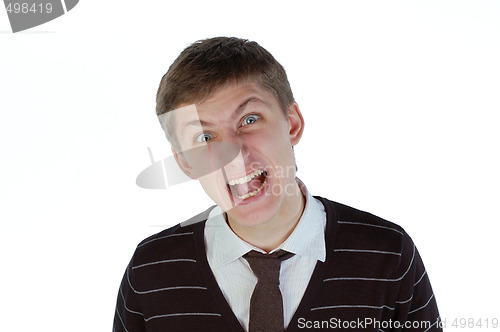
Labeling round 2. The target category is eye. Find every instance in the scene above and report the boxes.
[194,133,213,143]
[241,114,260,127]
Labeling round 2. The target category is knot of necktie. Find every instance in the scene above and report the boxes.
[243,250,294,281]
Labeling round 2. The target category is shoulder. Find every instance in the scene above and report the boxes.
[131,206,214,267]
[316,196,414,259]
[121,207,216,311]
[318,196,404,233]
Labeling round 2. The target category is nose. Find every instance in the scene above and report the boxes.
[219,135,251,172]
[219,132,251,160]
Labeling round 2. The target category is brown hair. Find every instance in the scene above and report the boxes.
[156,37,294,145]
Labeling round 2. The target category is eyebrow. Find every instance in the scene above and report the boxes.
[181,97,264,129]
[231,97,263,120]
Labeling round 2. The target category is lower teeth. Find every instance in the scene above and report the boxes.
[237,178,267,200]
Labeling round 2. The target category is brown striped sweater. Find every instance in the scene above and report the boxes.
[113,197,441,331]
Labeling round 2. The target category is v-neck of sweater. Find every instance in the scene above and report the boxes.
[192,196,340,332]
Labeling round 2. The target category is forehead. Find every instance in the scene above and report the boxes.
[176,82,277,122]
[196,81,277,111]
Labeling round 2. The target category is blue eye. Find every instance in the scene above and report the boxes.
[241,114,260,126]
[195,133,213,143]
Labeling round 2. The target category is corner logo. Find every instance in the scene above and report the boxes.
[3,0,79,33]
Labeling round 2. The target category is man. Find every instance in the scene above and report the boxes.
[113,37,441,331]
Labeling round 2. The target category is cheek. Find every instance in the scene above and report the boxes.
[251,125,290,148]
[248,126,294,160]
[198,172,236,211]
[198,172,228,201]
[199,173,221,194]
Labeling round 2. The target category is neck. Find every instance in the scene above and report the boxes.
[226,183,306,252]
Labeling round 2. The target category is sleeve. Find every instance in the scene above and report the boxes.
[113,259,146,332]
[393,232,442,332]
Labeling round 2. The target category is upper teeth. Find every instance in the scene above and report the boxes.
[228,170,264,185]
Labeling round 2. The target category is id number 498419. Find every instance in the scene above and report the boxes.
[450,317,498,329]
[6,2,53,14]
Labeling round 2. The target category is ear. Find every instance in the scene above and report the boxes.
[288,102,305,146]
[171,146,195,179]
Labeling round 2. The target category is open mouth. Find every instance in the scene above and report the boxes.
[227,169,268,200]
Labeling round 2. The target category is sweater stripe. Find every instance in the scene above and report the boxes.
[409,294,435,315]
[323,244,415,282]
[115,308,131,332]
[131,285,208,295]
[424,319,440,332]
[119,287,143,316]
[414,270,427,286]
[132,258,197,270]
[337,220,404,235]
[127,267,207,294]
[311,304,396,311]
[395,294,414,304]
[144,312,222,322]
[333,248,401,256]
[137,232,194,248]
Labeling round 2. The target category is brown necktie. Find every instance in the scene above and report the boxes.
[243,250,295,332]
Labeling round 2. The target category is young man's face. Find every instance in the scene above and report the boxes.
[172,81,304,228]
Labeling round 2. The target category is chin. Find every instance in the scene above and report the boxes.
[227,187,284,229]
[227,206,278,229]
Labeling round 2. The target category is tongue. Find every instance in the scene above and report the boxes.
[232,176,264,197]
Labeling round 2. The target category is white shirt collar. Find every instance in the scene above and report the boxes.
[205,178,326,269]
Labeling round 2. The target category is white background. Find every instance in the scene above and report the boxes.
[1,0,499,330]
